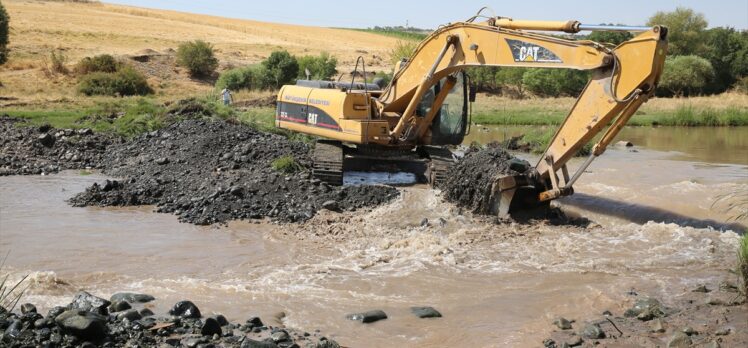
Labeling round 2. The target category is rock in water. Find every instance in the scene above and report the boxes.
[321,200,339,211]
[54,309,107,340]
[410,306,442,318]
[169,300,201,318]
[20,303,37,314]
[116,309,142,322]
[553,317,573,330]
[581,323,605,339]
[346,310,388,323]
[201,317,222,336]
[667,332,692,348]
[70,291,111,315]
[624,297,664,319]
[108,300,131,313]
[110,292,155,303]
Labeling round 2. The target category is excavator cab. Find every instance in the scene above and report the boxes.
[419,72,469,145]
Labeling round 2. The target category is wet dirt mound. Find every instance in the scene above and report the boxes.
[0,115,119,176]
[69,118,399,224]
[442,145,530,214]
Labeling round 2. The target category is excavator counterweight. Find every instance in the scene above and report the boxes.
[276,8,668,218]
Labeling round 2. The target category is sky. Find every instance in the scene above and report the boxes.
[104,0,748,30]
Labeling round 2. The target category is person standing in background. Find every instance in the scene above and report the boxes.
[221,88,233,106]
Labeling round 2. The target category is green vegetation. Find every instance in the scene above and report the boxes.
[473,105,748,127]
[388,40,418,65]
[1,252,28,313]
[216,51,338,92]
[78,66,153,97]
[349,27,428,41]
[262,50,299,89]
[0,1,9,65]
[659,56,715,96]
[647,7,708,56]
[176,40,218,77]
[215,65,268,91]
[523,69,588,97]
[48,50,69,75]
[297,52,337,80]
[586,28,633,46]
[271,155,303,173]
[75,54,120,74]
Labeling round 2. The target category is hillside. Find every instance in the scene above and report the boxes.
[0,0,399,107]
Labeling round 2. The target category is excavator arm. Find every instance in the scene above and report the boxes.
[374,12,667,217]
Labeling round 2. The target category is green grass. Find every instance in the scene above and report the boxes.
[271,155,302,173]
[346,28,428,41]
[473,106,748,127]
[513,127,592,157]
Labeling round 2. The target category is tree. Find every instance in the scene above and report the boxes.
[261,50,299,89]
[647,7,708,56]
[494,68,527,98]
[0,1,9,65]
[701,27,748,93]
[176,40,219,77]
[523,69,588,97]
[658,55,715,96]
[466,67,499,92]
[297,52,337,80]
[587,28,633,46]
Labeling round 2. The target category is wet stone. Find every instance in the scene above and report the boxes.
[200,317,222,336]
[553,317,573,330]
[346,310,387,323]
[169,300,201,318]
[566,335,583,347]
[410,306,442,318]
[650,318,665,333]
[54,309,108,340]
[715,327,731,336]
[116,309,142,322]
[691,284,710,293]
[69,291,111,315]
[109,300,131,313]
[667,331,692,348]
[581,323,605,339]
[20,303,37,314]
[139,308,154,317]
[240,338,279,348]
[110,292,155,304]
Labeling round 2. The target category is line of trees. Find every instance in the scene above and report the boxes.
[468,7,748,98]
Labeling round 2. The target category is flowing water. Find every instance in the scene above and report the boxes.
[1,126,746,347]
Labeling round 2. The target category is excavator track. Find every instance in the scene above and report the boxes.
[423,146,455,188]
[312,140,344,185]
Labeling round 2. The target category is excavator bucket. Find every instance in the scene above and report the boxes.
[487,159,544,219]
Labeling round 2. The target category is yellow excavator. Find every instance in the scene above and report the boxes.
[276,8,668,217]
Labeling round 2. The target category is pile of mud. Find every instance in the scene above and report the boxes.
[441,145,530,214]
[69,119,398,224]
[0,115,119,176]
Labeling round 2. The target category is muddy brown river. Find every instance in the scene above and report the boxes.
[1,126,746,347]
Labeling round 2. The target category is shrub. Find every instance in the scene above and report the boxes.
[297,52,337,80]
[75,54,120,74]
[658,55,715,96]
[262,50,299,89]
[177,40,218,77]
[0,1,9,65]
[739,235,748,295]
[47,50,69,75]
[647,7,708,56]
[495,68,527,98]
[77,66,152,96]
[389,40,417,65]
[523,69,588,97]
[271,155,302,173]
[215,65,271,91]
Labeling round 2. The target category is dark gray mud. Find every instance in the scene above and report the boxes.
[0,115,120,176]
[67,118,398,224]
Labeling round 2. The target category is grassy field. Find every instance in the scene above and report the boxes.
[346,28,428,41]
[0,0,397,108]
[472,92,748,127]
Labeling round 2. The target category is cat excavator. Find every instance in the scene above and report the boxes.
[275,8,668,217]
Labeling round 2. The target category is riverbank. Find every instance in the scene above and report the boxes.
[472,92,748,126]
[0,290,341,348]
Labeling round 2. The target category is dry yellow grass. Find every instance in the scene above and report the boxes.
[0,0,398,107]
